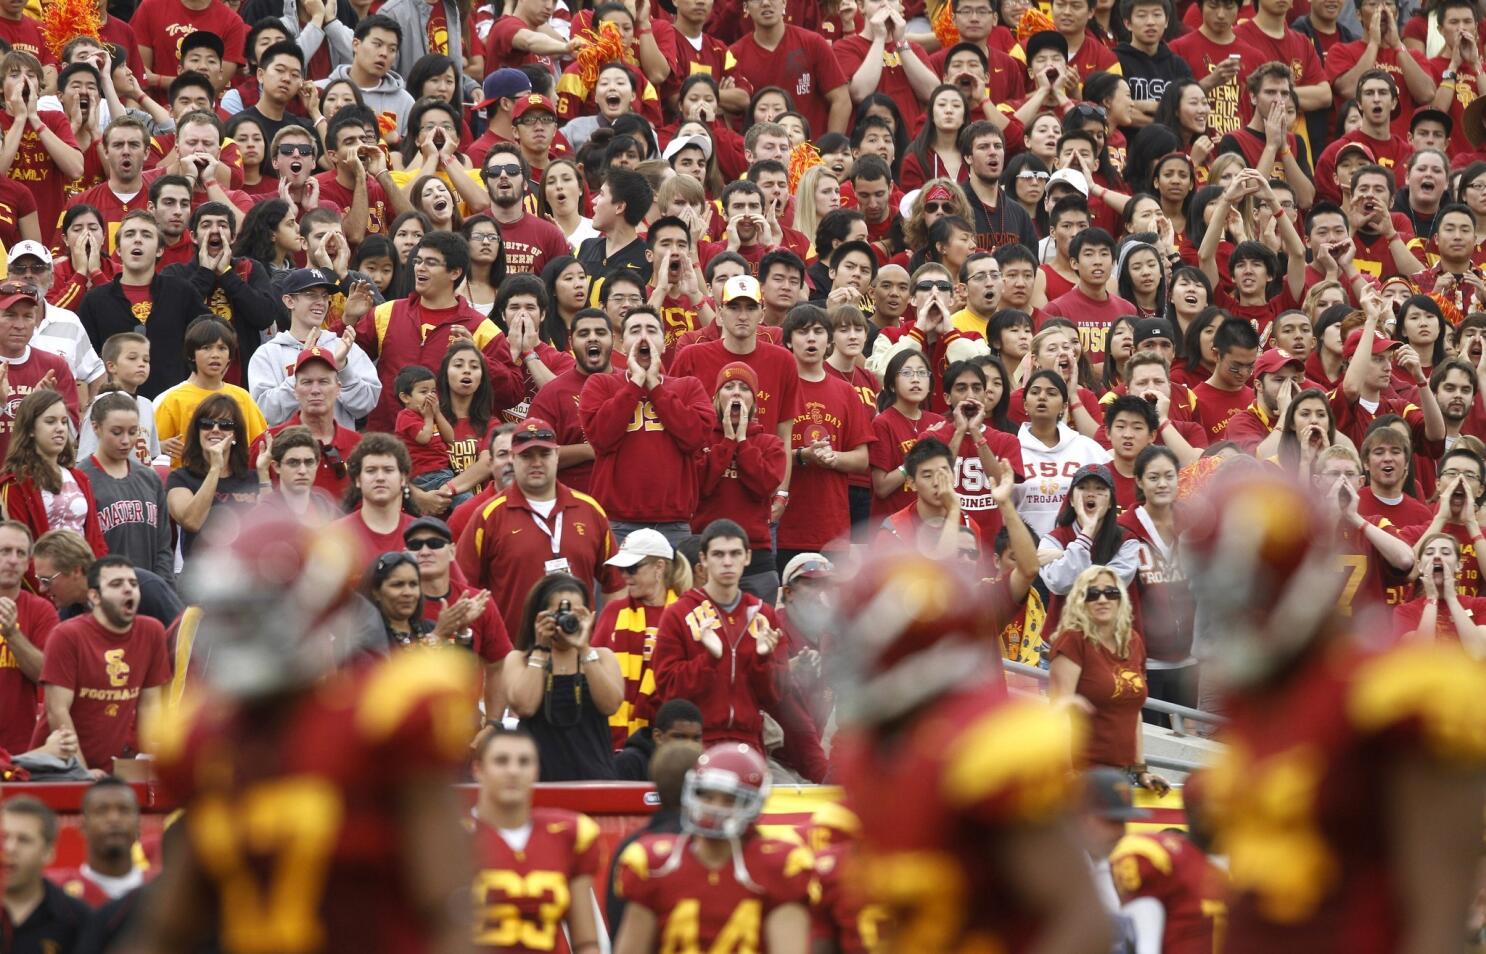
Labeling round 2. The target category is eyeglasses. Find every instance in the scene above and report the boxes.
[897,368,932,379]
[7,262,46,276]
[406,537,450,551]
[1068,104,1107,122]
[468,232,501,244]
[618,559,656,574]
[915,280,954,293]
[1441,468,1483,484]
[516,115,556,127]
[485,163,522,179]
[785,560,832,582]
[419,121,457,134]
[923,201,952,214]
[197,418,235,431]
[1016,170,1051,181]
[35,570,61,591]
[374,551,418,575]
[277,143,315,157]
[1084,586,1122,602]
[411,257,446,270]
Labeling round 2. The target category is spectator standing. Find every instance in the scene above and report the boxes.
[31,530,182,627]
[456,418,623,633]
[0,52,85,245]
[0,798,92,950]
[165,395,264,559]
[651,519,786,754]
[11,242,106,407]
[729,0,849,136]
[921,359,1026,542]
[528,308,613,493]
[1049,565,1169,793]
[580,308,715,545]
[34,557,170,774]
[379,0,469,89]
[133,0,248,88]
[1015,370,1112,536]
[691,362,788,600]
[591,529,692,748]
[254,349,364,501]
[1041,229,1137,366]
[1333,305,1445,454]
[332,433,418,570]
[322,16,416,134]
[1394,532,1486,652]
[78,394,175,583]
[0,520,58,754]
[0,390,107,558]
[481,144,572,275]
[868,350,945,521]
[155,317,270,469]
[502,573,622,781]
[1192,319,1260,444]
[1226,348,1308,455]
[257,426,344,521]
[0,281,79,462]
[1038,463,1140,628]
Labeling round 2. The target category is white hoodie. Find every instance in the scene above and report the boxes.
[1014,422,1111,536]
[247,329,382,428]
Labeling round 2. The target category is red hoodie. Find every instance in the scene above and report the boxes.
[691,422,787,551]
[578,371,717,522]
[354,295,526,431]
[651,586,784,752]
[0,468,108,558]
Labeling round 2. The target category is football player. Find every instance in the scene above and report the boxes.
[129,504,480,954]
[469,726,602,953]
[613,743,814,953]
[806,802,885,954]
[1186,471,1486,954]
[825,543,1115,953]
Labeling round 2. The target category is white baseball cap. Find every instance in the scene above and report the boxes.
[662,134,713,164]
[722,274,761,304]
[7,240,52,267]
[1046,168,1089,197]
[605,528,675,568]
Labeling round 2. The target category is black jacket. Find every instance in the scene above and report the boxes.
[612,727,657,781]
[76,274,207,399]
[1113,42,1195,106]
[10,878,91,954]
[161,258,289,371]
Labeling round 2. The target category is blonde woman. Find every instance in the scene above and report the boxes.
[792,165,841,254]
[900,178,972,260]
[1393,532,1486,657]
[1049,565,1170,794]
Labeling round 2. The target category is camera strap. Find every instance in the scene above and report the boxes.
[529,509,563,553]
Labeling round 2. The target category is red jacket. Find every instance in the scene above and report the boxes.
[354,294,525,431]
[0,467,108,558]
[578,371,716,522]
[651,586,784,753]
[691,422,786,550]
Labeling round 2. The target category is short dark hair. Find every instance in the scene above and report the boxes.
[700,518,749,554]
[1120,0,1170,21]
[1070,227,1116,259]
[327,108,376,150]
[394,364,436,398]
[149,174,192,204]
[941,358,986,397]
[86,554,136,591]
[904,436,954,476]
[720,179,764,212]
[829,239,877,276]
[257,39,305,72]
[1050,195,1091,227]
[850,153,891,185]
[815,208,866,259]
[758,248,806,285]
[271,424,321,462]
[167,71,214,105]
[605,168,653,227]
[1104,393,1158,432]
[189,201,236,236]
[782,303,832,346]
[353,14,402,42]
[183,315,236,370]
[1214,318,1261,355]
[654,698,704,732]
[1304,200,1347,234]
[993,242,1037,270]
[1228,239,1278,278]
[415,230,470,286]
[646,214,690,248]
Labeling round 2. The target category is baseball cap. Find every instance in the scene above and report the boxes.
[715,361,759,394]
[781,553,833,586]
[7,240,51,267]
[512,93,557,122]
[1085,767,1150,821]
[605,528,675,568]
[1047,168,1089,198]
[294,345,339,374]
[662,134,713,164]
[511,416,559,452]
[475,68,532,111]
[0,280,41,311]
[180,30,225,59]
[1069,463,1115,493]
[280,267,337,294]
[403,516,453,542]
[1344,327,1400,359]
[1132,317,1175,347]
[1023,30,1068,63]
[1335,140,1377,164]
[1254,348,1304,377]
[722,274,761,304]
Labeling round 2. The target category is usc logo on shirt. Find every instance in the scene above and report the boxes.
[105,648,130,688]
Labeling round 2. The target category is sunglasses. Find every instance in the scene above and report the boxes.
[0,280,38,299]
[513,428,557,444]
[923,201,952,214]
[406,537,450,551]
[1085,586,1122,603]
[1016,170,1051,181]
[915,280,954,293]
[374,551,418,575]
[277,143,315,157]
[197,418,235,431]
[323,444,347,480]
[485,162,522,179]
[1070,104,1107,121]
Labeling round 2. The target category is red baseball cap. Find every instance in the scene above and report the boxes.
[1343,327,1400,359]
[294,345,339,374]
[511,93,557,123]
[714,361,758,394]
[0,280,41,312]
[1254,348,1304,377]
[511,416,559,452]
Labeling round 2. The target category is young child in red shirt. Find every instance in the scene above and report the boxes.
[394,365,470,506]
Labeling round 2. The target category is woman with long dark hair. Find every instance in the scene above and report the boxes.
[231,198,300,272]
[1167,267,1213,367]
[365,550,434,649]
[410,174,462,233]
[501,573,622,781]
[971,353,1017,435]
[537,158,597,249]
[1002,152,1051,235]
[387,211,432,300]
[1099,315,1138,392]
[1271,387,1342,477]
[1153,80,1215,169]
[870,349,946,520]
[852,94,909,177]
[1173,303,1226,389]
[351,235,399,297]
[901,85,971,191]
[165,394,262,557]
[406,53,470,147]
[541,256,590,351]
[54,205,111,305]
[1152,151,1197,238]
[225,113,273,196]
[458,214,505,316]
[0,389,107,556]
[1391,294,1448,390]
[437,338,496,492]
[1117,240,1169,319]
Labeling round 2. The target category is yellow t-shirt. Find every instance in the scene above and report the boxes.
[951,307,990,339]
[388,167,489,218]
[154,382,267,469]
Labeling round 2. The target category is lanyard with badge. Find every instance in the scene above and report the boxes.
[532,507,570,576]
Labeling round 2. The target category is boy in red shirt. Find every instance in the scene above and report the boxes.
[1193,318,1259,442]
[1169,0,1267,138]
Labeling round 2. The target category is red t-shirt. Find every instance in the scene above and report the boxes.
[1399,521,1483,598]
[34,613,170,769]
[415,577,511,663]
[72,180,150,252]
[1392,592,1486,642]
[1039,287,1138,366]
[777,374,875,550]
[729,26,847,140]
[332,509,416,579]
[131,0,249,76]
[314,171,391,238]
[528,367,595,493]
[0,591,59,754]
[1167,31,1268,138]
[1066,32,1120,81]
[832,34,933,133]
[1192,380,1256,442]
[0,110,79,244]
[396,408,453,478]
[100,15,148,81]
[498,211,572,276]
[1234,20,1325,132]
[0,174,36,249]
[669,339,804,434]
[0,350,78,460]
[485,15,562,73]
[1048,627,1147,767]
[920,419,1026,543]
[867,406,945,520]
[0,14,57,66]
[1324,42,1434,136]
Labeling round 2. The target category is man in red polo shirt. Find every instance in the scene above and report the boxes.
[1193,318,1259,443]
[455,417,623,631]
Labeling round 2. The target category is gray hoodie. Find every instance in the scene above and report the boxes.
[378,0,471,95]
[248,328,383,428]
[321,64,416,136]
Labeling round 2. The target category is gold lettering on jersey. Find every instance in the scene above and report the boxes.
[1206,65,1242,138]
[628,400,666,433]
[105,648,130,687]
[473,869,569,950]
[659,897,762,954]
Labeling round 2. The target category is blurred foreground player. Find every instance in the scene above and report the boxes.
[469,726,602,953]
[806,802,886,954]
[613,743,814,953]
[131,503,480,954]
[825,544,1115,953]
[1186,472,1486,954]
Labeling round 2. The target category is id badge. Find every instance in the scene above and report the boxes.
[544,557,572,576]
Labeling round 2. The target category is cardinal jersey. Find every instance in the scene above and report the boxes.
[471,808,601,953]
[833,684,1081,953]
[811,844,887,954]
[153,650,480,954]
[617,832,817,951]
[1209,641,1486,954]
[1110,831,1229,954]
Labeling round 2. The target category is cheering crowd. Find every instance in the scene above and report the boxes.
[0,0,1484,943]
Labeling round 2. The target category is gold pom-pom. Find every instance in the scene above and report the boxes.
[573,21,634,87]
[42,0,101,63]
[1017,7,1055,45]
[932,2,960,49]
[1430,291,1464,326]
[788,140,821,193]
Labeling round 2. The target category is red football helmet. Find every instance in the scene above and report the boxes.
[182,502,364,697]
[824,542,1007,727]
[682,743,771,840]
[1181,469,1342,689]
